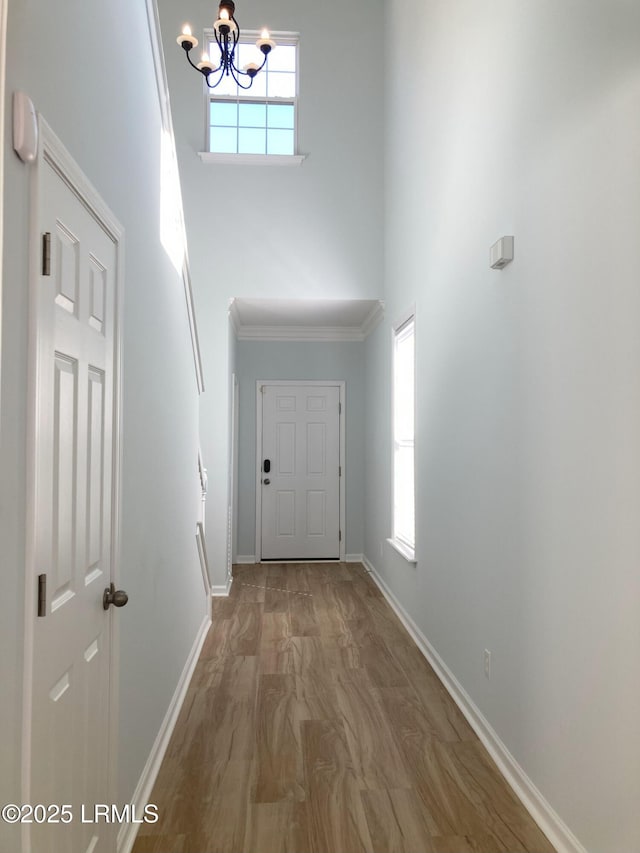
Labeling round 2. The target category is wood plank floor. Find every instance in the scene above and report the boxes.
[133,563,555,853]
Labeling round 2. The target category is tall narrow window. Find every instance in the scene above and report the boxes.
[391,313,416,561]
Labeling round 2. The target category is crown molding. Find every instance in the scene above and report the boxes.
[229,299,385,343]
[238,324,366,342]
[228,299,241,337]
[361,301,385,337]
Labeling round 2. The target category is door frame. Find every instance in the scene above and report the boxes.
[255,380,346,563]
[230,372,240,567]
[22,116,124,846]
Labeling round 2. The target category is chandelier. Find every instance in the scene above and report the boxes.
[176,0,276,90]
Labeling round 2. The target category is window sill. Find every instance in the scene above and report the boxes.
[387,538,417,564]
[198,152,307,166]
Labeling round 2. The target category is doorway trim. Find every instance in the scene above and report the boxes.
[255,380,346,563]
[21,116,124,843]
[230,372,240,569]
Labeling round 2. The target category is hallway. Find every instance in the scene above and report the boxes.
[133,563,554,853]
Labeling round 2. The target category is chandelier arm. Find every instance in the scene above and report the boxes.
[254,54,268,73]
[230,21,240,60]
[204,65,227,89]
[228,49,267,88]
[232,54,268,75]
[213,28,230,73]
[184,48,204,73]
[222,34,231,72]
[184,47,224,88]
[228,63,254,90]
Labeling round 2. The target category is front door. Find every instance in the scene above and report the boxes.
[27,129,122,853]
[260,383,341,560]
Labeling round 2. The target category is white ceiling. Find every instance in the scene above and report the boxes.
[229,298,384,342]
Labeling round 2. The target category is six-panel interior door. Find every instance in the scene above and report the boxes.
[29,154,118,853]
[261,384,341,560]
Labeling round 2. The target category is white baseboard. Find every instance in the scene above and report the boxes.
[236,555,364,565]
[362,555,587,853]
[117,612,212,853]
[211,576,233,597]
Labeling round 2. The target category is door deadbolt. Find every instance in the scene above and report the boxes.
[263,478,271,485]
[103,583,129,610]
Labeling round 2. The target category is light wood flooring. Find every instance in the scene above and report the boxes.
[133,562,555,853]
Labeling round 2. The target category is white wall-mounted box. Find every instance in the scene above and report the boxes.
[12,91,38,163]
[490,236,514,269]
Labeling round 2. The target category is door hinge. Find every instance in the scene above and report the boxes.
[339,465,342,477]
[42,232,51,276]
[37,574,47,617]
[339,402,342,414]
[339,530,342,542]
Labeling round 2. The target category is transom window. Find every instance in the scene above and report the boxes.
[206,33,298,156]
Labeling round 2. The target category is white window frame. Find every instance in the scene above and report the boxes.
[388,308,417,564]
[200,30,304,165]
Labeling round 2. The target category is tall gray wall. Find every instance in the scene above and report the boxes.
[364,2,640,850]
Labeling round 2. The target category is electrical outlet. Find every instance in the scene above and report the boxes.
[483,649,491,680]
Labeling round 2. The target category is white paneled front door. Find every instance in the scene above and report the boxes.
[26,127,122,853]
[260,384,342,560]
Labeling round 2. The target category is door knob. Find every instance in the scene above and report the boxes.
[263,478,271,485]
[103,583,129,610]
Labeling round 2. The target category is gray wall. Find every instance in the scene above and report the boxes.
[0,1,207,844]
[236,340,366,558]
[365,2,640,851]
[156,0,384,584]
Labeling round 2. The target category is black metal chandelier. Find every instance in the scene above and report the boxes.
[176,0,276,90]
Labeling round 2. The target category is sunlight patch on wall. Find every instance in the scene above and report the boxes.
[160,129,185,274]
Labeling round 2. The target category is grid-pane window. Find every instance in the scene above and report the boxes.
[393,316,415,555]
[207,34,297,156]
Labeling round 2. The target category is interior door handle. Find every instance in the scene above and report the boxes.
[103,583,129,610]
[263,459,271,473]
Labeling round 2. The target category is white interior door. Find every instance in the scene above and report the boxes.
[260,384,341,560]
[27,137,121,853]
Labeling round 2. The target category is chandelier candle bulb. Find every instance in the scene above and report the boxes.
[197,53,217,72]
[176,24,198,49]
[214,16,237,34]
[256,35,276,53]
